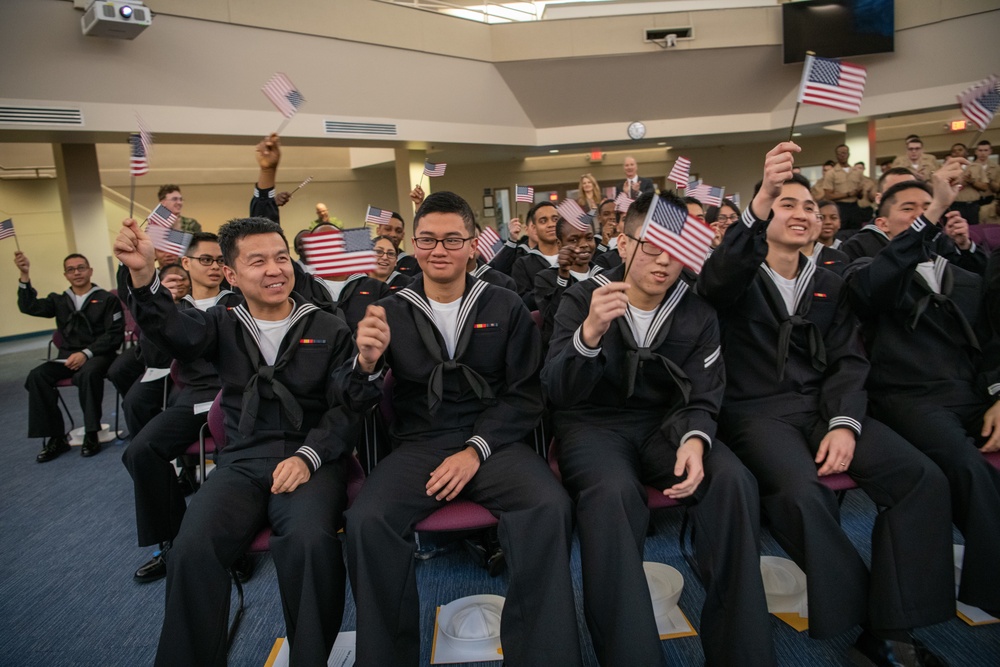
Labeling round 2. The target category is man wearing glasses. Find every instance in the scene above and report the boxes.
[121,232,244,583]
[345,191,582,666]
[16,252,124,461]
[156,185,202,233]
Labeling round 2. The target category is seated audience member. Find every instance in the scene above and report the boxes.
[487,216,528,276]
[594,198,619,256]
[891,136,939,181]
[576,173,602,215]
[369,235,411,292]
[841,167,987,274]
[122,232,244,583]
[468,224,517,291]
[377,212,419,276]
[855,162,877,221]
[699,143,955,664]
[156,184,201,233]
[817,199,843,249]
[511,202,561,309]
[115,215,360,666]
[617,156,656,198]
[344,192,582,667]
[157,263,190,302]
[533,217,600,347]
[846,165,1000,620]
[292,229,314,273]
[959,140,999,226]
[708,198,740,250]
[248,134,389,328]
[802,200,850,276]
[543,191,775,667]
[16,251,124,461]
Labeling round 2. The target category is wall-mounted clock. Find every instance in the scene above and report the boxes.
[627,121,646,140]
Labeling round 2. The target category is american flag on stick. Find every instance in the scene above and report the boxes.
[687,182,725,207]
[727,193,741,208]
[515,185,534,203]
[667,157,691,189]
[796,54,867,115]
[147,204,177,229]
[262,73,305,118]
[556,199,593,232]
[423,161,447,178]
[477,225,502,263]
[129,134,148,177]
[958,74,1000,131]
[0,218,15,241]
[302,227,377,278]
[136,113,153,157]
[147,225,193,257]
[365,206,393,227]
[639,196,715,273]
[614,192,634,214]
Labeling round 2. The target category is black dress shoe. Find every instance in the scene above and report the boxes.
[851,630,923,667]
[80,432,101,457]
[233,554,254,584]
[36,436,70,463]
[134,543,170,583]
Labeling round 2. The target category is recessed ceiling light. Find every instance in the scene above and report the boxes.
[657,142,667,146]
[792,132,802,137]
[549,149,560,153]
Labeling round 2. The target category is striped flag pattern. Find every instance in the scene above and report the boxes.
[556,199,593,232]
[262,73,305,118]
[147,204,177,229]
[515,185,534,203]
[687,183,725,207]
[477,225,502,263]
[136,113,153,157]
[302,227,378,278]
[423,161,447,178]
[667,157,691,188]
[958,74,1000,131]
[639,196,715,273]
[147,225,193,257]
[0,218,15,241]
[614,192,634,214]
[796,54,868,115]
[365,206,393,227]
[727,193,741,208]
[129,133,148,177]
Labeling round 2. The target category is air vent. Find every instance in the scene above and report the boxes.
[102,3,115,18]
[133,7,147,21]
[325,121,397,136]
[644,27,693,42]
[0,106,85,126]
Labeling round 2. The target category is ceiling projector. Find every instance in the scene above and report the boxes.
[81,1,151,40]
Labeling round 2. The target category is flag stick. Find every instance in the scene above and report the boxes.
[129,174,136,219]
[13,234,21,253]
[788,102,802,143]
[288,177,313,197]
[274,115,293,135]
[418,173,425,191]
[789,50,814,142]
[621,237,641,285]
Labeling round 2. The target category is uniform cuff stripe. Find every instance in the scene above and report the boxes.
[681,430,712,450]
[829,416,862,435]
[295,446,322,472]
[467,436,490,461]
[573,327,601,358]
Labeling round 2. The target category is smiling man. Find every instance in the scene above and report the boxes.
[532,216,601,348]
[343,191,581,667]
[511,201,561,309]
[699,143,955,666]
[114,216,360,666]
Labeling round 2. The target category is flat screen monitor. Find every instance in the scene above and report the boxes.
[783,0,894,64]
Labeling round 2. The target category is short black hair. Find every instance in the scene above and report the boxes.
[217,217,288,267]
[158,262,188,279]
[877,180,932,218]
[977,140,993,148]
[413,191,476,236]
[817,199,834,209]
[526,201,557,225]
[187,231,219,255]
[718,198,739,213]
[375,234,400,251]
[877,166,919,192]
[906,136,923,146]
[823,160,836,167]
[598,198,615,213]
[682,196,704,210]
[157,184,180,201]
[389,212,406,229]
[621,190,686,236]
[836,143,848,150]
[751,172,811,199]
[63,253,89,268]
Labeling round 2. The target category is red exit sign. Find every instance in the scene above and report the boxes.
[950,120,967,132]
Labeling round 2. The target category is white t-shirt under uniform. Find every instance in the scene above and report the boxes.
[429,297,462,359]
[254,312,294,366]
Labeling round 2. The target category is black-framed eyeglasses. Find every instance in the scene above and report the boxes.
[186,255,225,266]
[373,249,397,259]
[412,236,473,250]
[624,235,663,256]
[715,214,739,224]
[64,265,90,274]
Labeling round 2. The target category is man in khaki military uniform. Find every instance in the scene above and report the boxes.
[890,136,939,181]
[961,140,999,226]
[820,144,865,230]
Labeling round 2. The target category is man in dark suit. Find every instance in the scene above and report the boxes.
[616,156,656,198]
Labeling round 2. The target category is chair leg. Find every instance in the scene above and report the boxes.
[678,509,699,579]
[227,569,246,648]
[56,389,75,435]
[113,387,123,439]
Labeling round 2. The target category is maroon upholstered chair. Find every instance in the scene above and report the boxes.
[47,330,76,434]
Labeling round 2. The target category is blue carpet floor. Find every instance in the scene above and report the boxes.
[1,341,998,666]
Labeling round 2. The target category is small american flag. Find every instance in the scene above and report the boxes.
[147,204,177,229]
[302,227,377,278]
[614,192,634,214]
[129,134,148,177]
[423,161,447,178]
[365,206,393,227]
[262,73,305,118]
[136,113,153,157]
[147,225,192,257]
[797,55,867,115]
[0,218,15,241]
[556,199,593,232]
[639,196,715,273]
[477,225,503,263]
[958,74,1000,131]
[515,185,534,203]
[727,193,741,208]
[667,157,691,189]
[687,183,725,207]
